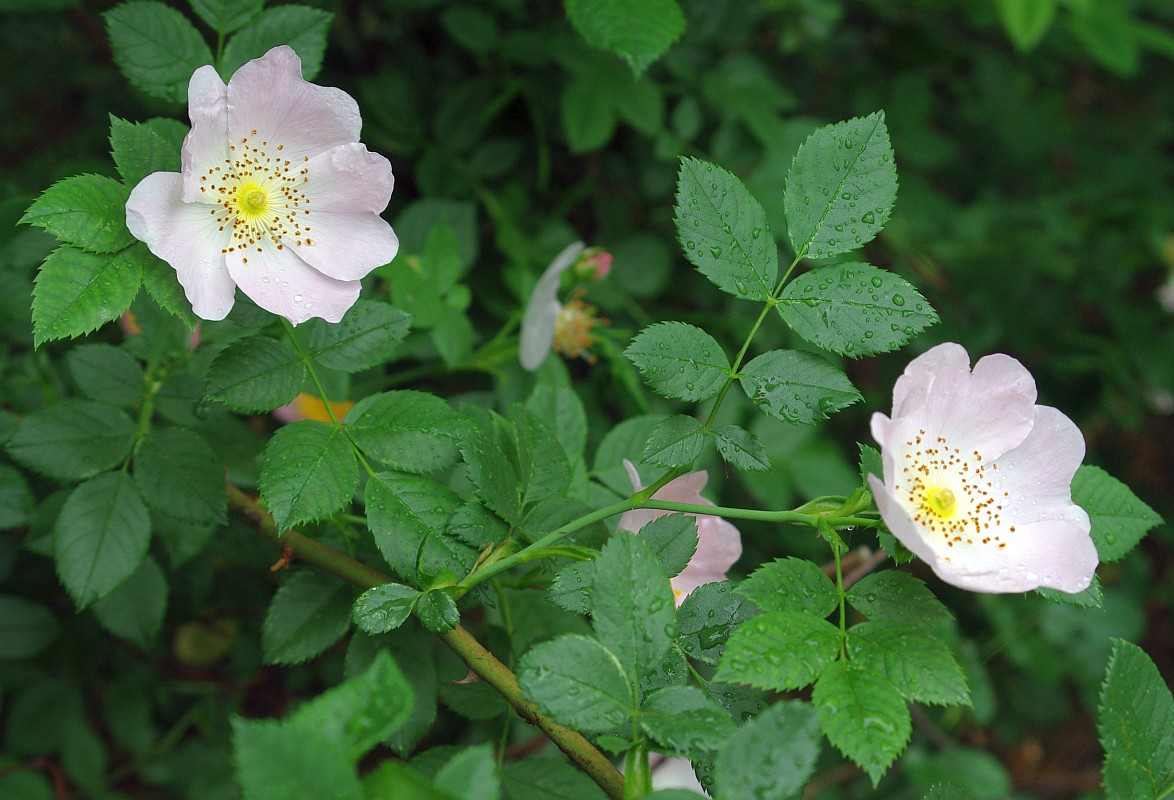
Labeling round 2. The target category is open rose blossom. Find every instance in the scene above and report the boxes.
[125,46,398,324]
[869,342,1097,593]
[618,460,742,605]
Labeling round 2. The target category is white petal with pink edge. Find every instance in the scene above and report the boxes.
[302,143,394,213]
[126,172,236,320]
[225,243,360,325]
[181,65,228,203]
[226,46,360,160]
[287,210,398,282]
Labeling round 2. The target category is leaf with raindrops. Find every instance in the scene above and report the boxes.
[639,685,737,759]
[624,321,731,402]
[784,111,897,260]
[813,660,912,786]
[778,262,937,357]
[737,349,860,425]
[674,156,777,301]
[846,621,971,707]
[714,701,822,800]
[714,610,840,691]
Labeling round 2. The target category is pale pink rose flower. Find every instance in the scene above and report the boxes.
[617,460,743,606]
[869,342,1097,593]
[519,241,584,370]
[125,46,398,324]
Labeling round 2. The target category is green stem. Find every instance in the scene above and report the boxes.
[225,483,625,800]
[622,740,651,799]
[280,318,340,426]
[643,500,878,530]
[456,496,640,593]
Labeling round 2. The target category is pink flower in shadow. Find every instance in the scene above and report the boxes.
[617,459,742,606]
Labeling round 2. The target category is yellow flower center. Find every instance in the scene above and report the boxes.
[199,131,316,264]
[895,429,1014,550]
[235,183,270,218]
[924,486,956,518]
[553,295,605,363]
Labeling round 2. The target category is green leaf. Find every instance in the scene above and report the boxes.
[501,758,610,800]
[458,424,522,525]
[20,175,134,253]
[308,300,412,373]
[134,427,227,525]
[293,649,414,761]
[261,570,354,665]
[714,611,840,691]
[104,1,214,104]
[676,580,758,666]
[784,111,897,260]
[7,399,135,481]
[417,590,460,633]
[737,557,838,617]
[526,385,588,459]
[640,685,737,759]
[593,533,676,679]
[738,349,861,424]
[638,513,698,578]
[847,621,971,707]
[0,466,33,531]
[625,322,730,402]
[565,0,685,74]
[511,404,571,506]
[141,248,199,328]
[921,785,974,800]
[205,335,305,412]
[1098,639,1174,800]
[366,471,466,582]
[997,0,1057,51]
[233,718,364,800]
[352,584,421,635]
[549,561,596,615]
[846,571,953,628]
[1066,1,1139,77]
[221,5,333,80]
[592,414,666,494]
[714,424,770,471]
[641,414,705,468]
[714,701,821,800]
[188,0,264,34]
[562,76,618,154]
[260,421,358,530]
[108,116,181,185]
[346,391,463,474]
[91,555,168,648]
[431,310,474,367]
[778,263,937,358]
[66,344,144,406]
[517,634,632,734]
[362,761,453,800]
[1072,465,1163,562]
[813,660,912,786]
[674,157,777,301]
[54,472,151,609]
[435,744,500,800]
[0,596,60,659]
[32,245,144,344]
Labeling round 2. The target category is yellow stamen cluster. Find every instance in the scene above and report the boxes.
[552,294,605,363]
[199,131,315,264]
[896,429,1013,549]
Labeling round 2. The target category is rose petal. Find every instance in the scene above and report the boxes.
[285,210,398,282]
[181,65,229,203]
[890,343,1036,459]
[992,406,1086,519]
[126,172,236,320]
[302,143,394,213]
[868,474,940,566]
[226,45,361,160]
[225,242,360,324]
[519,241,584,371]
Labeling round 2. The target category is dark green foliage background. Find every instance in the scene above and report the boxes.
[0,0,1171,798]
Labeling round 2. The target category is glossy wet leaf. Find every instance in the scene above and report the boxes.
[625,322,730,402]
[738,349,860,424]
[714,611,840,691]
[737,557,838,617]
[813,660,912,786]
